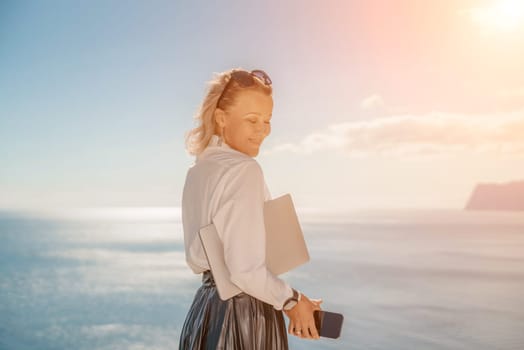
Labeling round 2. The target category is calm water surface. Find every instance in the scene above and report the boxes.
[1,208,523,350]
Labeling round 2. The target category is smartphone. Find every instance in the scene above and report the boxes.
[313,310,344,339]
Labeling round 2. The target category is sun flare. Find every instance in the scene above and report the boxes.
[469,0,524,31]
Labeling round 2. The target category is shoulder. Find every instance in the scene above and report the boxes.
[223,157,263,184]
[216,158,268,200]
[197,147,262,175]
[189,150,264,187]
[196,147,253,169]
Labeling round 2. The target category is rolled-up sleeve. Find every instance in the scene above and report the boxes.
[212,160,293,310]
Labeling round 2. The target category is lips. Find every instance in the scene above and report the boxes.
[249,139,262,145]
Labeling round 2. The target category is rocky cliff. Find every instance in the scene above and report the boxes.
[465,180,524,211]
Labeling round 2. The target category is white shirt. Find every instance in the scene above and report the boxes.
[181,134,294,310]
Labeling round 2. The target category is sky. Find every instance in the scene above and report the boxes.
[1,0,524,211]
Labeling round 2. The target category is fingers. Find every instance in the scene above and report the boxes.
[289,319,309,339]
[297,324,319,339]
[289,321,306,338]
[286,295,323,340]
[290,322,319,339]
[290,323,305,338]
[308,317,320,339]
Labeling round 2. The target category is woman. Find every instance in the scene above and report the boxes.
[179,68,322,349]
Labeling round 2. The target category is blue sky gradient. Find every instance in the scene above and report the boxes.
[2,0,524,210]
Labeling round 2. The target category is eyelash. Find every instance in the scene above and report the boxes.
[249,120,271,124]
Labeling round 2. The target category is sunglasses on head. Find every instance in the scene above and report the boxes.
[230,69,272,87]
[216,69,272,107]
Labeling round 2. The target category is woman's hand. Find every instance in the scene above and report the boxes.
[283,294,323,340]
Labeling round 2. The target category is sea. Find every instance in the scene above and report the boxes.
[1,208,523,350]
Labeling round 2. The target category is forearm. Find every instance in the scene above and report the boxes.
[230,266,293,310]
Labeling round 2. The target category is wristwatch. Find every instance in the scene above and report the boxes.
[283,288,301,310]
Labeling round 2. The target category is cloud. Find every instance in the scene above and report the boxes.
[360,94,385,111]
[262,110,524,158]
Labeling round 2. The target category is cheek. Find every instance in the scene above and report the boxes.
[233,124,255,140]
[235,122,270,139]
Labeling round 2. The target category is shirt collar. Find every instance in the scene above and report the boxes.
[196,134,244,162]
[207,134,234,150]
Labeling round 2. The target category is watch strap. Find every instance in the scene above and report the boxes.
[283,288,299,309]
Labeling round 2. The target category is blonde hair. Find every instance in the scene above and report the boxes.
[184,67,273,156]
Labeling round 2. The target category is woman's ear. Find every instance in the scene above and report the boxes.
[214,108,226,128]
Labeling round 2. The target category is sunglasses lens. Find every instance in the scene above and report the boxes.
[231,71,254,87]
[230,69,272,87]
[251,70,272,85]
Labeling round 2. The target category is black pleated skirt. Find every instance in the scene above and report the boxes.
[178,270,289,350]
